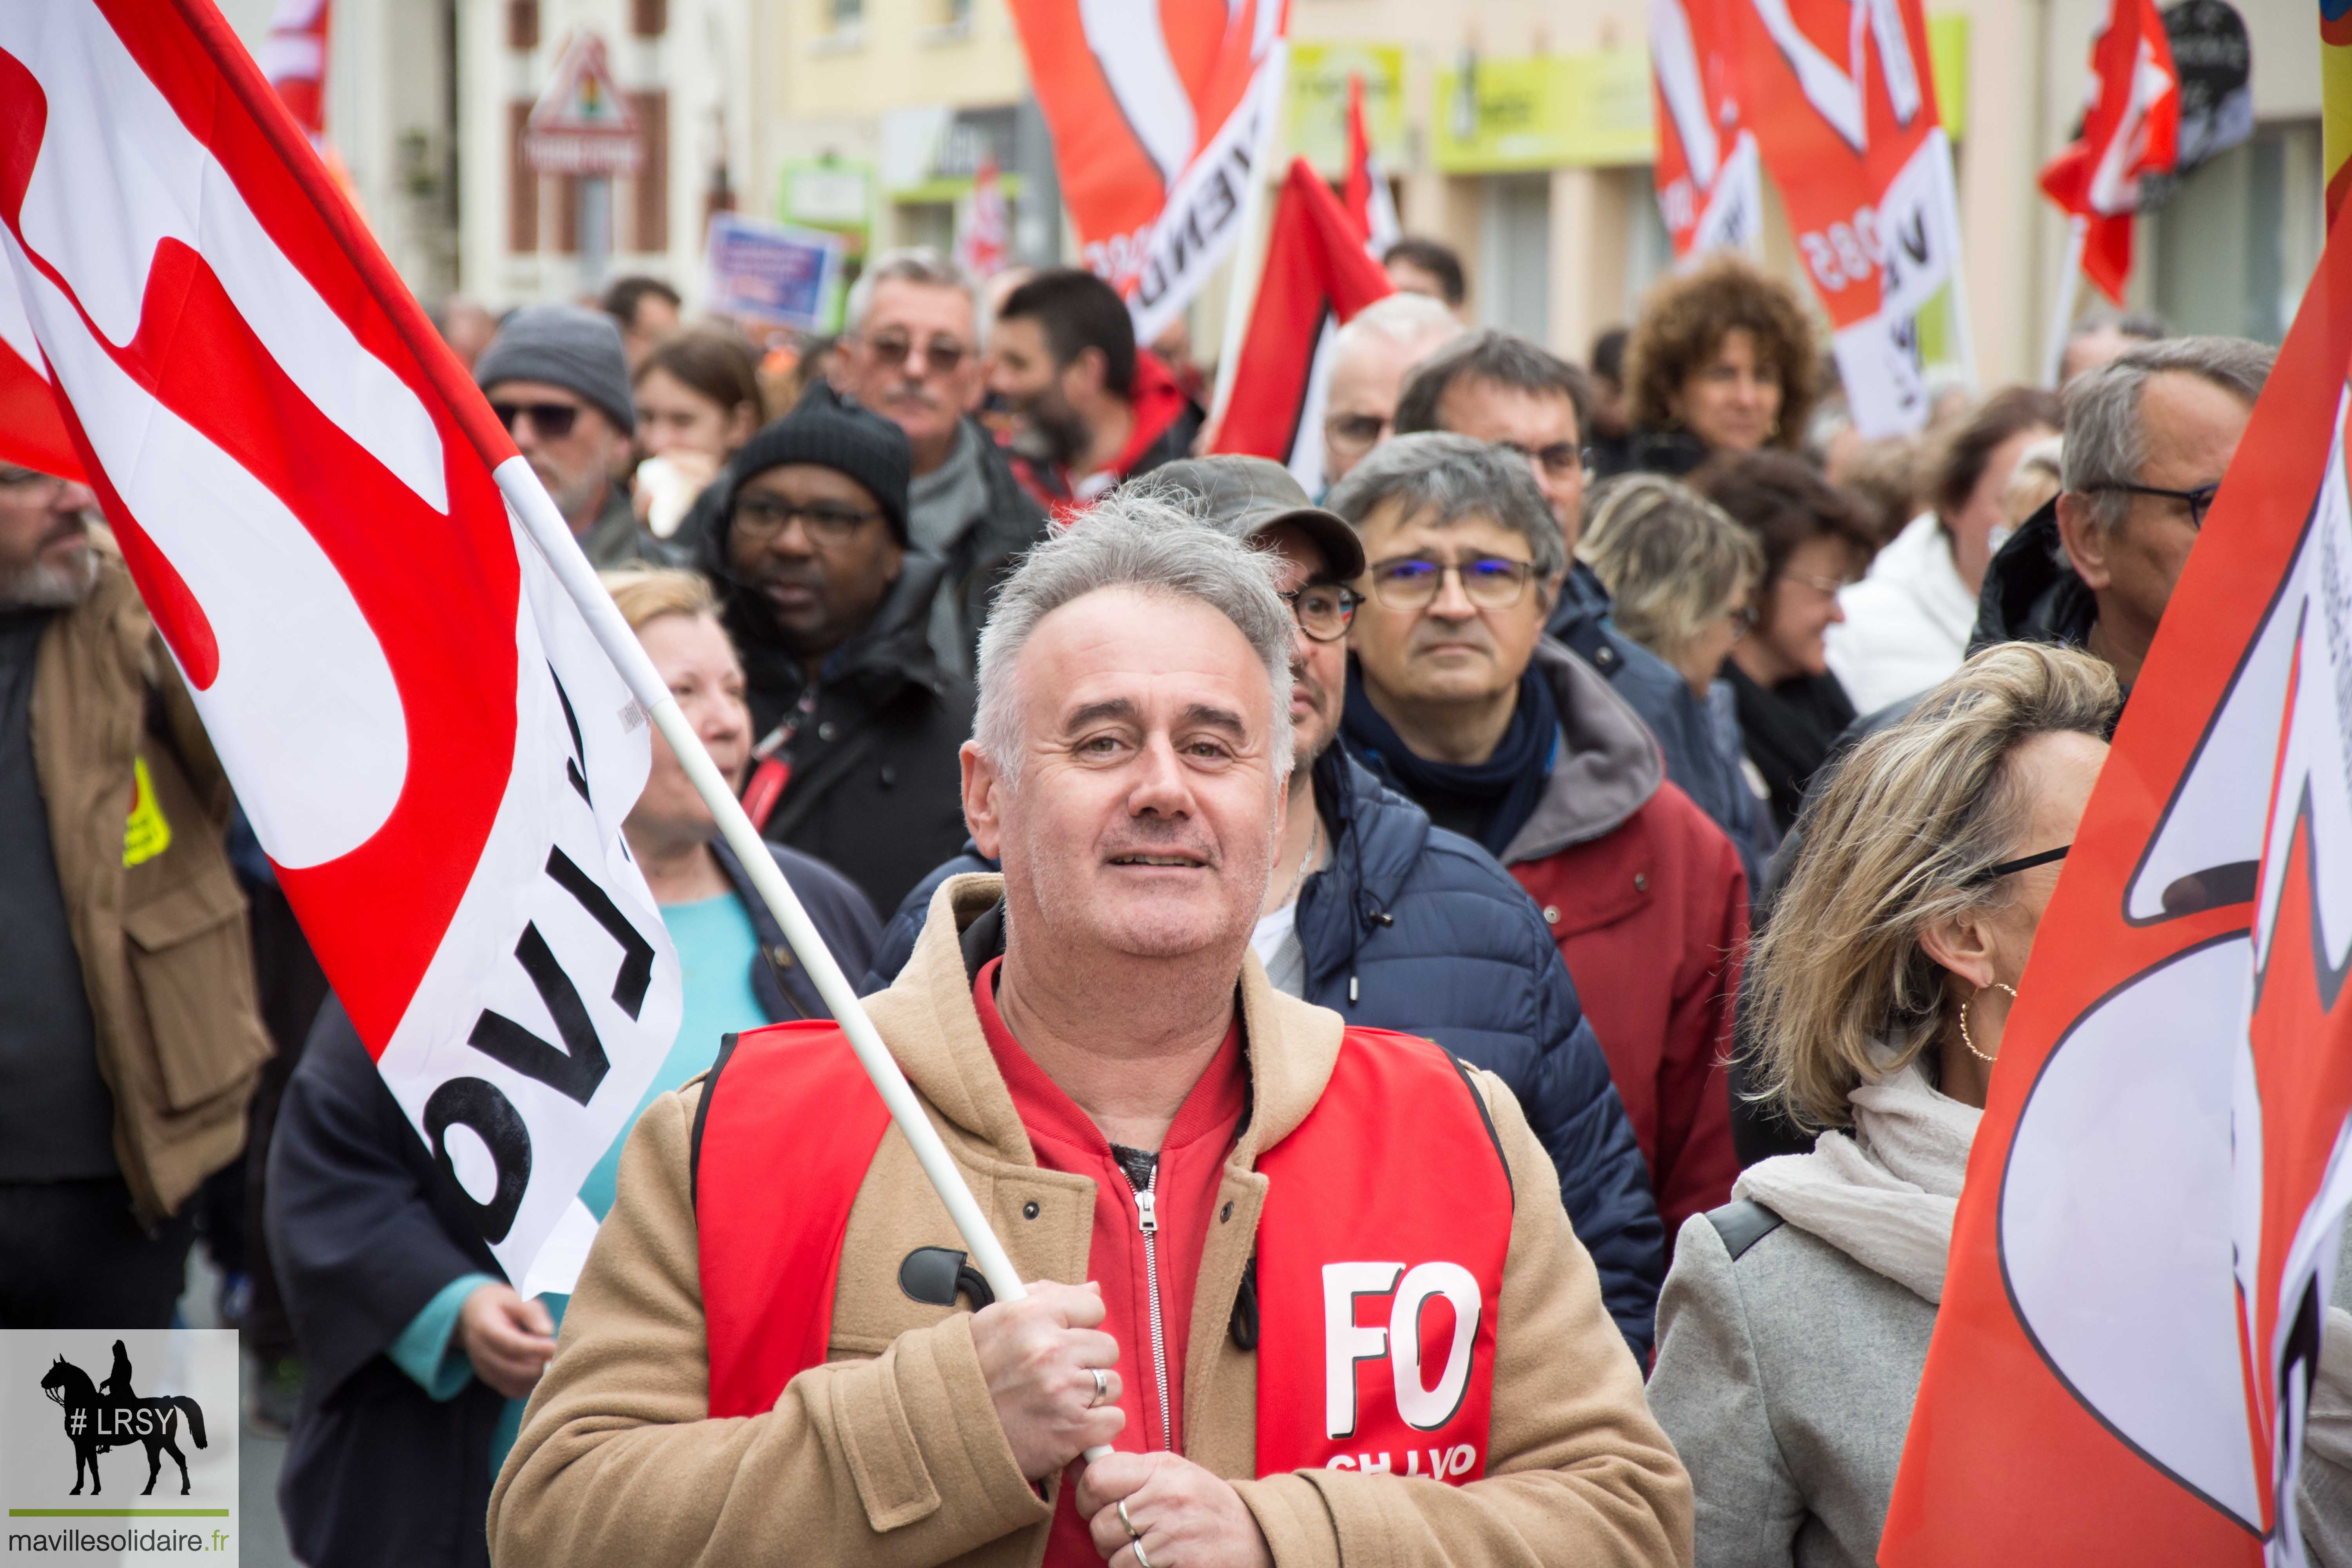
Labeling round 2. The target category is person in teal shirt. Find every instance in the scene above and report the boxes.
[269,569,878,1568]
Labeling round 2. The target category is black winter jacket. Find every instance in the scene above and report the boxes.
[927,418,1049,678]
[697,505,976,918]
[860,748,1668,1359]
[1969,496,2101,659]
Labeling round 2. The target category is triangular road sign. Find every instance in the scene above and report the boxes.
[525,33,641,174]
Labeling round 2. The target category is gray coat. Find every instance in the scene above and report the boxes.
[1650,1206,2352,1568]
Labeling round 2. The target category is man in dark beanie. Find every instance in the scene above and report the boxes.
[476,304,661,568]
[697,388,975,915]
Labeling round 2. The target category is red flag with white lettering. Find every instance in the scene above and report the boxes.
[1649,0,1761,262]
[1726,0,1963,434]
[1005,0,1288,342]
[1343,74,1397,257]
[0,0,682,1290]
[1883,198,2352,1568]
[1209,158,1392,496]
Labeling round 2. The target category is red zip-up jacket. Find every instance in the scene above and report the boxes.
[1499,641,1749,1249]
[971,957,1248,1565]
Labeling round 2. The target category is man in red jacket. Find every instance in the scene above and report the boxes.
[987,268,1203,514]
[1328,432,1749,1245]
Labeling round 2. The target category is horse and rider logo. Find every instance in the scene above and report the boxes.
[36,1340,209,1496]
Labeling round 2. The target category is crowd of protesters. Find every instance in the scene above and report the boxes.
[2,230,2346,1568]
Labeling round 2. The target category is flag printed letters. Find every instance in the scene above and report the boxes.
[0,0,681,1288]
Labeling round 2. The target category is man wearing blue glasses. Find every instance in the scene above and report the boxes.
[1331,433,1751,1266]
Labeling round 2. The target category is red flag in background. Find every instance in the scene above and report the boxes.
[1343,73,1398,257]
[1005,0,1288,342]
[0,254,83,481]
[2040,0,2179,304]
[1883,205,2352,1568]
[1648,0,1760,262]
[1209,158,1391,495]
[955,154,1008,280]
[1725,0,1963,434]
[258,0,328,142]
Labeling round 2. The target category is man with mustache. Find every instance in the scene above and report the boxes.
[862,456,1669,1358]
[491,499,1691,1568]
[695,394,973,917]
[0,459,268,1328]
[831,249,1047,680]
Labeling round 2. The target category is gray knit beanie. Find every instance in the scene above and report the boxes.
[474,304,637,436]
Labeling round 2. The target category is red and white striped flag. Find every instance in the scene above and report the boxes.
[0,257,81,480]
[1005,0,1289,343]
[257,0,328,143]
[955,153,1008,281]
[0,0,682,1290]
[1209,157,1392,495]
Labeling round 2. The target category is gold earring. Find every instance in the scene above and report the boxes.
[1960,981,2019,1063]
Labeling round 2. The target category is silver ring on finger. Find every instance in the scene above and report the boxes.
[1089,1368,1110,1408]
[1132,1537,1160,1568]
[1117,1498,1141,1540]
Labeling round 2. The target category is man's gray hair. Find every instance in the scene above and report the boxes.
[844,247,985,347]
[1324,431,1568,581]
[973,494,1297,782]
[1331,292,1464,359]
[2063,335,2273,530]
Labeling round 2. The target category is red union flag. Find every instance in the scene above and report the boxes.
[0,256,81,479]
[1727,0,1962,434]
[1208,158,1391,496]
[1649,0,1761,262]
[1884,218,2352,1568]
[2039,0,2179,305]
[1007,0,1288,343]
[257,0,328,142]
[0,0,682,1288]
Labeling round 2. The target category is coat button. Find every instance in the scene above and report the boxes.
[878,764,898,788]
[1542,905,1561,925]
[1220,1201,1233,1222]
[1634,873,1649,892]
[817,720,839,742]
[1022,1201,1040,1220]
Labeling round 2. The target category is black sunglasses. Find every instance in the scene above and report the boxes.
[1972,844,2070,884]
[491,400,581,439]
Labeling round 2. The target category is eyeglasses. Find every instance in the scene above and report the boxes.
[733,493,885,542]
[1365,554,1537,611]
[1970,844,2070,884]
[491,400,581,439]
[1324,412,1389,456]
[2098,481,2221,529]
[1777,568,1849,598]
[1279,583,1361,642]
[863,333,970,377]
[1492,440,1588,481]
[1730,603,1760,637]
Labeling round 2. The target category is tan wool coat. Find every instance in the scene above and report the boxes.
[488,875,1693,1567]
[37,536,270,1220]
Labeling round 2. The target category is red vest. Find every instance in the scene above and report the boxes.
[692,1017,1515,1482]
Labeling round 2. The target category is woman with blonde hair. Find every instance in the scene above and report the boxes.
[1647,642,2116,1565]
[1579,473,1774,874]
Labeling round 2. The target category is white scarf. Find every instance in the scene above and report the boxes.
[1731,1058,1980,1303]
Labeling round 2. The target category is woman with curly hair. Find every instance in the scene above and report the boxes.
[1613,255,1818,478]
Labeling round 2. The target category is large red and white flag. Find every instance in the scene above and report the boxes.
[2040,0,2179,305]
[0,0,682,1290]
[1342,73,1398,259]
[1006,0,1289,343]
[1209,157,1392,495]
[1649,0,1761,263]
[1727,0,1964,434]
[1884,213,2352,1568]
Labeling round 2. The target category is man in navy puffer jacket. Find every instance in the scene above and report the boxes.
[860,459,1665,1359]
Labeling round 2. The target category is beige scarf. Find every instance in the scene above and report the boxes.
[1731,1058,1980,1303]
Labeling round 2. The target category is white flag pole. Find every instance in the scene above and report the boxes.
[1206,40,1292,432]
[492,458,1027,1308]
[2041,213,2089,387]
